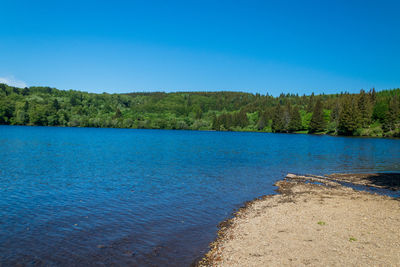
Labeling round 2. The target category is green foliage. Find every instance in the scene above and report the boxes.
[272,104,284,132]
[309,100,326,133]
[338,95,360,135]
[358,89,373,127]
[373,102,388,122]
[257,111,269,130]
[300,111,312,130]
[212,110,249,131]
[0,99,14,124]
[355,125,384,137]
[383,95,400,133]
[0,82,398,137]
[288,106,302,132]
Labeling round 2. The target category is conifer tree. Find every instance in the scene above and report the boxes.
[358,90,372,127]
[194,105,203,119]
[220,114,229,130]
[338,95,360,135]
[372,102,388,122]
[306,93,315,113]
[288,106,302,132]
[330,99,340,122]
[211,114,219,130]
[236,110,249,128]
[257,111,268,130]
[283,102,291,131]
[370,88,376,103]
[114,108,122,118]
[271,104,284,133]
[23,101,29,112]
[309,100,325,133]
[383,95,399,132]
[52,99,60,111]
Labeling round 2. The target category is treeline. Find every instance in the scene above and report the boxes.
[0,83,399,137]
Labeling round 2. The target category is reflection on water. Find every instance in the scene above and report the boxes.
[0,126,399,266]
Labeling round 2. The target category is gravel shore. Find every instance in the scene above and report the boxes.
[198,173,400,266]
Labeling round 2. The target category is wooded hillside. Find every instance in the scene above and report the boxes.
[1,83,399,137]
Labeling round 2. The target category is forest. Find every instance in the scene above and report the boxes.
[0,83,399,137]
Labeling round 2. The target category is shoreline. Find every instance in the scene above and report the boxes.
[197,173,400,266]
[2,125,400,140]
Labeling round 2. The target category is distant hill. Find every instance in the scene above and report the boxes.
[1,83,399,137]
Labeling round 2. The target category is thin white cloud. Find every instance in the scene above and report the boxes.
[0,76,27,88]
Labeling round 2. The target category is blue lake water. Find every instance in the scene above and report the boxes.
[0,126,399,266]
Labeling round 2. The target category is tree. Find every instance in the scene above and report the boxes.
[306,93,315,113]
[0,83,6,94]
[23,101,29,112]
[271,104,284,132]
[370,88,376,103]
[13,103,29,125]
[330,100,340,123]
[0,81,399,137]
[372,102,388,122]
[282,102,291,132]
[70,94,79,106]
[0,99,14,124]
[114,108,122,119]
[309,100,325,133]
[383,95,399,132]
[193,105,203,119]
[52,99,60,111]
[338,95,360,135]
[235,110,249,128]
[29,105,50,126]
[47,114,60,126]
[288,106,302,132]
[358,90,372,127]
[211,113,219,130]
[257,111,269,130]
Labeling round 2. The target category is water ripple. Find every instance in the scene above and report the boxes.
[0,126,399,266]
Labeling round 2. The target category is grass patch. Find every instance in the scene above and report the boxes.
[294,130,308,134]
[317,221,326,226]
[349,237,357,242]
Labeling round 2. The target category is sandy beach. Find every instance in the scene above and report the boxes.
[198,173,400,266]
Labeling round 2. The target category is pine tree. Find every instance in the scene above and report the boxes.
[271,104,284,133]
[370,88,376,104]
[282,103,291,132]
[358,90,372,127]
[211,114,220,130]
[338,95,360,135]
[235,110,249,128]
[194,105,203,119]
[330,99,340,122]
[383,95,400,132]
[23,101,29,112]
[288,106,302,132]
[216,113,233,130]
[306,93,315,113]
[114,108,122,118]
[257,111,268,130]
[372,102,389,122]
[52,99,60,111]
[309,100,325,133]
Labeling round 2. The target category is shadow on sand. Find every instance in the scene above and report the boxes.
[327,173,400,191]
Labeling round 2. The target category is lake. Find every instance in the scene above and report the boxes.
[0,126,399,266]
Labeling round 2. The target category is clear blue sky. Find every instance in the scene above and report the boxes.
[1,0,399,95]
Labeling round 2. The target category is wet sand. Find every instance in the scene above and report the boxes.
[198,173,400,266]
